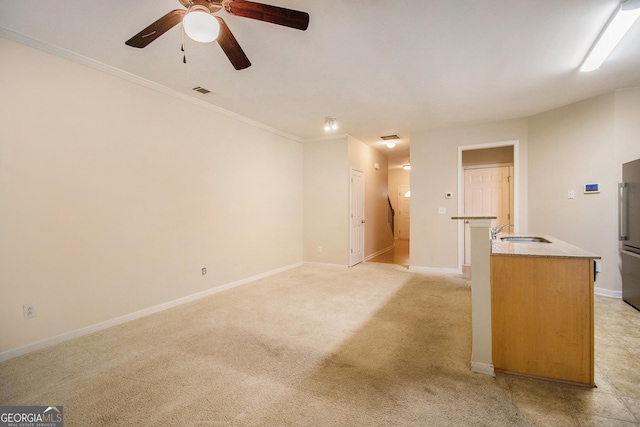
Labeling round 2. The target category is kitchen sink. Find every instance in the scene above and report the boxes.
[500,236,551,243]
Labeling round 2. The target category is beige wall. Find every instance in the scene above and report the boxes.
[388,169,410,239]
[615,87,640,165]
[302,138,350,265]
[529,93,616,290]
[410,119,529,271]
[301,136,393,265]
[0,39,303,354]
[409,88,640,293]
[348,136,394,257]
[529,88,640,294]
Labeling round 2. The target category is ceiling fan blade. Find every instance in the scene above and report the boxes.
[224,0,309,31]
[215,17,251,70]
[125,10,186,48]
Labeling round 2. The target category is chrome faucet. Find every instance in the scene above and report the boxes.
[491,224,514,240]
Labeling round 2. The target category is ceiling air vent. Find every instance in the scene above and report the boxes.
[381,134,400,140]
[192,86,211,94]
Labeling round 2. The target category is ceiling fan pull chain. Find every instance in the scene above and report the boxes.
[181,28,187,63]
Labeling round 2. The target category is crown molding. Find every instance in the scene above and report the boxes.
[0,28,304,143]
[302,133,349,143]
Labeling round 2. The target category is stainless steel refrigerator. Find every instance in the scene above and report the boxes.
[620,158,640,311]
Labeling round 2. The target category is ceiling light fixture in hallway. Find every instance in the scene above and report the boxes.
[323,117,338,132]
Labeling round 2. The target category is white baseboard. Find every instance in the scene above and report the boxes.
[471,361,495,377]
[594,287,622,298]
[409,266,460,275]
[0,262,303,362]
[365,245,395,261]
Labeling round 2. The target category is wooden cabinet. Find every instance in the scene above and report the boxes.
[491,255,594,386]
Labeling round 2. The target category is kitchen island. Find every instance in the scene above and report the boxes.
[491,235,600,386]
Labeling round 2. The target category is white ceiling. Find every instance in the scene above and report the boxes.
[2,0,640,169]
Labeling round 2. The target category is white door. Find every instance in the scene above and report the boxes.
[398,185,411,240]
[350,169,365,266]
[463,166,511,265]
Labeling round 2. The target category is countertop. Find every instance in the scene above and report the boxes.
[491,234,601,259]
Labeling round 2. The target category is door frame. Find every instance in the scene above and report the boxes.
[350,168,365,267]
[457,140,520,273]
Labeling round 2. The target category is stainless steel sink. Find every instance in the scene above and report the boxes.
[500,236,551,243]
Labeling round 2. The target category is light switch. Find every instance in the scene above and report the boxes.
[568,190,575,199]
[438,207,446,214]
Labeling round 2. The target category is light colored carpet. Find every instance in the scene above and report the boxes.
[0,262,528,426]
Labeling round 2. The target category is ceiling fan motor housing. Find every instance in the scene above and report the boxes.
[179,0,223,14]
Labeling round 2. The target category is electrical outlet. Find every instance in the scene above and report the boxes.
[23,304,36,319]
[202,267,207,275]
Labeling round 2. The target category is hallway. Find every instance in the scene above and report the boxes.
[367,240,409,267]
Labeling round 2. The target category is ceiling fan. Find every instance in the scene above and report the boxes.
[125,0,309,70]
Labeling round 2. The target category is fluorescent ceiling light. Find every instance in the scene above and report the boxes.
[580,0,640,72]
[183,5,220,43]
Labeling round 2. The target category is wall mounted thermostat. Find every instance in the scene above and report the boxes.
[584,183,600,194]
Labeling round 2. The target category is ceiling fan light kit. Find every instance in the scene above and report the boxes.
[183,5,220,43]
[125,0,309,70]
[580,0,640,72]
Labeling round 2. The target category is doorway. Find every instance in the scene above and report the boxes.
[350,169,365,267]
[463,165,513,265]
[367,181,410,268]
[457,141,519,272]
